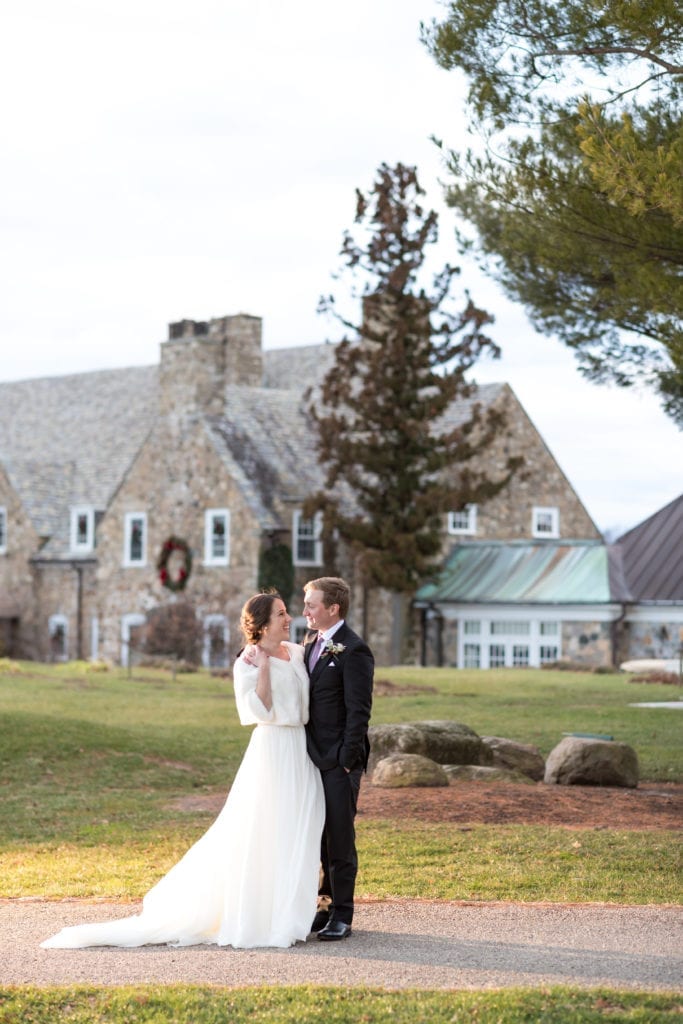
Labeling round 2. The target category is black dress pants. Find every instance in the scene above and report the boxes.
[319,764,362,925]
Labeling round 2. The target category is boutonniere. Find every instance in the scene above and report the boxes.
[324,640,345,656]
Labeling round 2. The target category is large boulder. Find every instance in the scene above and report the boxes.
[444,764,537,785]
[481,736,545,781]
[368,721,489,774]
[544,737,639,788]
[372,753,450,788]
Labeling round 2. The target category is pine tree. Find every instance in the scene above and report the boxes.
[307,163,521,594]
[423,0,683,422]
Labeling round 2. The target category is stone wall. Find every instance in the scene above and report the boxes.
[0,467,41,658]
[94,418,261,664]
[622,619,683,661]
[561,620,613,667]
[441,386,601,545]
[30,561,98,662]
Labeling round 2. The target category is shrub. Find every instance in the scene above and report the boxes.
[143,602,203,667]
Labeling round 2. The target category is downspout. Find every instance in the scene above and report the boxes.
[74,562,84,661]
[436,609,444,668]
[610,604,626,669]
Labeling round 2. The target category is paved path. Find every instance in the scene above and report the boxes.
[2,900,681,991]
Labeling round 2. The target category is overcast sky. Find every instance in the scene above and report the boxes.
[2,0,681,536]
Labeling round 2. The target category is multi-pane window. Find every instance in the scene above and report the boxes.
[290,616,309,644]
[488,644,506,668]
[532,506,560,538]
[0,507,6,554]
[293,510,323,566]
[70,506,95,552]
[463,643,481,668]
[121,612,145,666]
[458,618,563,668]
[490,620,530,635]
[48,614,68,662]
[203,614,229,668]
[124,513,146,566]
[447,504,477,535]
[204,509,230,566]
[512,645,530,667]
[539,645,559,665]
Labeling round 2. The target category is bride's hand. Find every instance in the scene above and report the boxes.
[241,643,259,665]
[243,643,269,668]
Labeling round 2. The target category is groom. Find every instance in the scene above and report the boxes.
[303,576,374,941]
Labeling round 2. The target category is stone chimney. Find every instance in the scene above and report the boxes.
[159,313,263,418]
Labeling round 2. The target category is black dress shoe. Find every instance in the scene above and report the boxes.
[317,919,352,941]
[310,909,330,933]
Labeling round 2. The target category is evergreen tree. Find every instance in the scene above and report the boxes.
[307,163,521,594]
[423,0,683,423]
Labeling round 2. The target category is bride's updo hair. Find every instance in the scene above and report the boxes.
[239,590,282,645]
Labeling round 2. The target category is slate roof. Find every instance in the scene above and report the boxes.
[206,385,324,531]
[1,347,505,559]
[610,493,683,602]
[0,366,157,556]
[262,343,337,390]
[416,540,611,605]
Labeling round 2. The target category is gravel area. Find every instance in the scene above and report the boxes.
[3,899,681,991]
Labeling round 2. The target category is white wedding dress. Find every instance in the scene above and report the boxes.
[41,643,325,950]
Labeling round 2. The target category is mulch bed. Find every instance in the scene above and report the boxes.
[175,781,682,830]
[357,780,683,829]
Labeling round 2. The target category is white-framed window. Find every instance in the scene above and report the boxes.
[48,613,68,662]
[490,620,530,636]
[457,615,564,668]
[463,643,481,668]
[203,614,229,668]
[532,506,560,538]
[204,509,230,566]
[90,616,99,661]
[70,506,95,553]
[447,504,478,535]
[489,643,506,668]
[293,510,323,566]
[512,644,530,667]
[0,506,6,554]
[290,615,309,644]
[121,612,145,666]
[539,644,559,665]
[123,512,147,567]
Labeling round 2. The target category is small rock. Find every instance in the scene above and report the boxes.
[372,753,450,788]
[480,736,545,781]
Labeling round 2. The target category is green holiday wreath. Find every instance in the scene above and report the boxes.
[157,535,193,592]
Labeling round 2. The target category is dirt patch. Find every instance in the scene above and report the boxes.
[358,780,683,830]
[373,678,438,696]
[171,781,683,830]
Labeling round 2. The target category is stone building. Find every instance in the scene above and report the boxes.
[1,310,675,668]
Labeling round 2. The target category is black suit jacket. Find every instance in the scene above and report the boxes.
[304,621,374,772]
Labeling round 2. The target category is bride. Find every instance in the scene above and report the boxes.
[41,592,325,950]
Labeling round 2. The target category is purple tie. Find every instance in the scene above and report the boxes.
[309,633,326,671]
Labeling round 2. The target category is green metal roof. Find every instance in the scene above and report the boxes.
[417,541,611,605]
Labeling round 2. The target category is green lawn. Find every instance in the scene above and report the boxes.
[0,660,680,904]
[0,986,681,1023]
